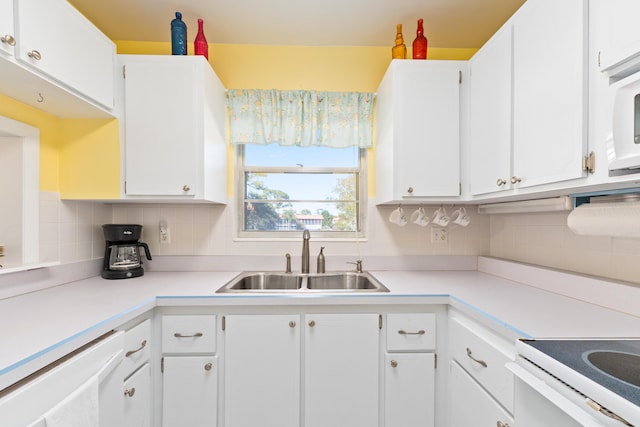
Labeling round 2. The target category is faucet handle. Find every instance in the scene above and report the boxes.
[347,260,363,273]
[285,253,291,273]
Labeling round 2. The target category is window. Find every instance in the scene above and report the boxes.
[236,144,366,238]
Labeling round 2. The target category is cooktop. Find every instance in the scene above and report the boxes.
[521,339,640,407]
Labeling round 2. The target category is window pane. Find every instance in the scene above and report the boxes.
[246,172,356,201]
[244,202,358,232]
[245,144,359,167]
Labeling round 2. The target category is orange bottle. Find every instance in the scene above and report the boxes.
[391,24,407,59]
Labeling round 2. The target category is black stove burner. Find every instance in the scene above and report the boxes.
[522,339,640,407]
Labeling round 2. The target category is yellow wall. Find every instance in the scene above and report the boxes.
[1,42,477,197]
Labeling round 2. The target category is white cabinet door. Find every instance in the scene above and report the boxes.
[162,356,218,427]
[449,361,514,427]
[385,353,435,427]
[0,0,14,57]
[597,0,640,72]
[467,25,513,196]
[224,315,301,427]
[376,60,464,203]
[304,313,380,427]
[511,0,588,188]
[14,0,115,109]
[121,55,227,202]
[123,363,151,427]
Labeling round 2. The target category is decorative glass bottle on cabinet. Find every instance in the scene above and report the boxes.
[171,12,187,55]
[391,24,407,59]
[412,19,428,60]
[194,18,209,59]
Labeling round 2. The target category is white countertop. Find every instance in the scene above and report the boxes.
[1,257,640,391]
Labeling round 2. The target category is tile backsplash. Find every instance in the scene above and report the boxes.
[39,192,640,285]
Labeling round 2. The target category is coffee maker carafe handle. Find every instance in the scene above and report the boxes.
[138,242,152,261]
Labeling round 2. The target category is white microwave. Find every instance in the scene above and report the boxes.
[608,70,640,170]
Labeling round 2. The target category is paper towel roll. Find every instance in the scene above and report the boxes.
[567,201,640,237]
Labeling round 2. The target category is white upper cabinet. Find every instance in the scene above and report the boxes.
[376,59,465,204]
[596,0,640,75]
[0,0,115,117]
[0,0,15,57]
[15,0,115,110]
[467,25,513,196]
[467,0,588,197]
[120,55,227,203]
[511,0,588,189]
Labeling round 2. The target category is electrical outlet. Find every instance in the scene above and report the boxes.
[430,227,448,243]
[159,225,171,244]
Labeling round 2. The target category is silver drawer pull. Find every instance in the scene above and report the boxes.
[174,332,203,338]
[1,34,16,46]
[27,50,41,60]
[466,347,488,368]
[124,388,136,397]
[496,422,510,427]
[398,329,425,335]
[125,339,147,357]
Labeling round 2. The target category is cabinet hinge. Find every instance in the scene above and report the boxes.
[459,182,462,196]
[582,151,596,174]
[161,357,164,373]
[378,314,383,330]
[122,65,126,79]
[222,315,226,331]
[458,70,462,84]
[434,353,438,369]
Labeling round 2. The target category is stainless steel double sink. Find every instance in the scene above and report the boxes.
[216,271,390,293]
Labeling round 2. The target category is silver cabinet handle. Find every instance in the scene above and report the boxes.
[125,339,147,357]
[398,329,425,335]
[182,185,191,192]
[174,332,203,338]
[1,34,16,46]
[496,422,510,427]
[289,320,296,328]
[510,176,522,184]
[407,187,414,194]
[308,320,316,327]
[496,178,507,187]
[466,347,488,368]
[124,388,136,397]
[204,362,213,371]
[27,50,41,60]
[390,360,398,368]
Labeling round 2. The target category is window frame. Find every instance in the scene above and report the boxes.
[235,144,367,240]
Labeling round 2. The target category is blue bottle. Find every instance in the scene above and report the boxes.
[171,12,187,55]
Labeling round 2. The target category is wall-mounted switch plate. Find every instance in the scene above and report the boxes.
[430,227,448,243]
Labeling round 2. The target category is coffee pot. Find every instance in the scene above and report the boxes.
[102,224,152,279]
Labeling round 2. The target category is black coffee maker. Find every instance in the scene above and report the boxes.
[102,224,152,279]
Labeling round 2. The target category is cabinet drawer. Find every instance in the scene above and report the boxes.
[122,319,151,376]
[386,313,436,351]
[162,315,217,354]
[449,314,515,412]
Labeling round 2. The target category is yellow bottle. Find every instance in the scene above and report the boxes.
[391,24,407,59]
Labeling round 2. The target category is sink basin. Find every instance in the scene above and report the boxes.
[218,272,302,292]
[306,272,385,291]
[216,271,389,293]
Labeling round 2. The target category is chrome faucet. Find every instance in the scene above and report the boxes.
[301,230,310,273]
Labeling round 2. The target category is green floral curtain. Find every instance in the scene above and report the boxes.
[227,89,375,148]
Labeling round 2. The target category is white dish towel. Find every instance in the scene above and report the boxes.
[43,375,99,427]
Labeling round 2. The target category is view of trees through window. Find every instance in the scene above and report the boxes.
[239,145,362,233]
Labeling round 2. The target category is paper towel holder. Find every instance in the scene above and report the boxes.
[572,188,640,207]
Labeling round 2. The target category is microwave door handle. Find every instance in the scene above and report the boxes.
[137,242,152,260]
[506,363,608,427]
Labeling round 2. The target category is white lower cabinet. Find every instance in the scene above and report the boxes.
[385,353,436,427]
[223,313,380,427]
[123,363,151,427]
[224,314,300,427]
[162,356,218,427]
[449,361,514,427]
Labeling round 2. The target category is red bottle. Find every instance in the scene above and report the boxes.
[194,18,209,59]
[412,19,428,60]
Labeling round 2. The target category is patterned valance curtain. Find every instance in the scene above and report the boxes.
[227,89,375,148]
